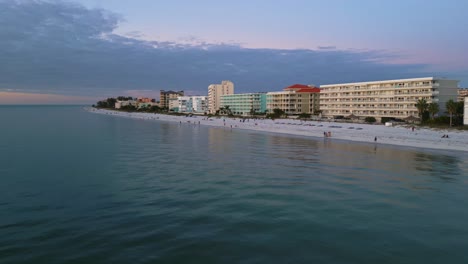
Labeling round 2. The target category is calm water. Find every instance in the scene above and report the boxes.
[1,106,468,264]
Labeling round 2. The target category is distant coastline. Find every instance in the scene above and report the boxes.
[86,107,468,152]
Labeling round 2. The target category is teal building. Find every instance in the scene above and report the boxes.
[220,93,267,116]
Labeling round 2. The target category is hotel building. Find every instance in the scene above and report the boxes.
[266,84,321,115]
[220,93,267,116]
[464,97,468,125]
[177,96,208,113]
[320,77,459,119]
[208,81,234,114]
[160,90,184,109]
[458,88,468,102]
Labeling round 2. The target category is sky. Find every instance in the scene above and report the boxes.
[0,0,467,104]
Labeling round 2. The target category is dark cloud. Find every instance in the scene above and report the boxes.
[0,0,452,97]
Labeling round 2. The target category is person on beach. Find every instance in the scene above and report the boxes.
[324,132,327,137]
[374,136,377,142]
[328,131,332,137]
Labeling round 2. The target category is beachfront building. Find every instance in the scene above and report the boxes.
[115,100,137,109]
[266,84,321,115]
[177,96,208,113]
[464,97,468,125]
[168,98,179,112]
[208,81,234,114]
[160,90,184,109]
[458,88,468,102]
[220,93,267,116]
[319,77,459,120]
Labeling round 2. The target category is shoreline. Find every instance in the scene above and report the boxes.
[86,107,468,153]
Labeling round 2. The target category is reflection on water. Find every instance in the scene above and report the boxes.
[205,125,468,192]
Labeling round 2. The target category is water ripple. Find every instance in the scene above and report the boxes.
[1,107,467,263]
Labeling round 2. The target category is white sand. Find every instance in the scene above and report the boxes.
[86,108,468,152]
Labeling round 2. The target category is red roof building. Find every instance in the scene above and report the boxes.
[266,84,321,115]
[284,84,321,93]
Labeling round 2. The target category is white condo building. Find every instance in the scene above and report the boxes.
[208,80,234,114]
[320,77,459,119]
[464,97,468,125]
[177,96,208,113]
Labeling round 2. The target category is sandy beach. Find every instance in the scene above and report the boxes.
[87,108,468,152]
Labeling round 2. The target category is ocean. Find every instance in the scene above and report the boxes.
[1,105,467,264]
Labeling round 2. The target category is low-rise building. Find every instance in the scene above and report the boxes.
[115,100,137,109]
[320,77,459,119]
[266,84,320,115]
[220,93,267,116]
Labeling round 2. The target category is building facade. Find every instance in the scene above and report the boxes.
[207,81,234,114]
[220,93,267,116]
[464,97,468,125]
[114,100,137,109]
[320,77,459,119]
[160,90,184,109]
[168,98,179,112]
[458,88,468,102]
[266,84,321,115]
[177,96,208,113]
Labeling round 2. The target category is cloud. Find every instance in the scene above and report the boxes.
[1,0,458,100]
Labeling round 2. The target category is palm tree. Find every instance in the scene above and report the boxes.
[446,99,457,127]
[218,106,233,116]
[415,99,428,119]
[427,102,439,120]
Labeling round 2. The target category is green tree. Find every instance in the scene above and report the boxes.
[298,113,311,119]
[149,105,161,112]
[446,99,457,127]
[105,98,117,108]
[415,99,428,119]
[266,108,285,119]
[96,100,108,108]
[218,106,233,116]
[365,116,376,123]
[313,109,322,115]
[117,96,132,101]
[273,108,285,117]
[121,104,136,112]
[427,102,439,120]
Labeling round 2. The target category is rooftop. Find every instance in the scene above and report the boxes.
[284,84,320,93]
[286,84,311,89]
[320,77,459,87]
